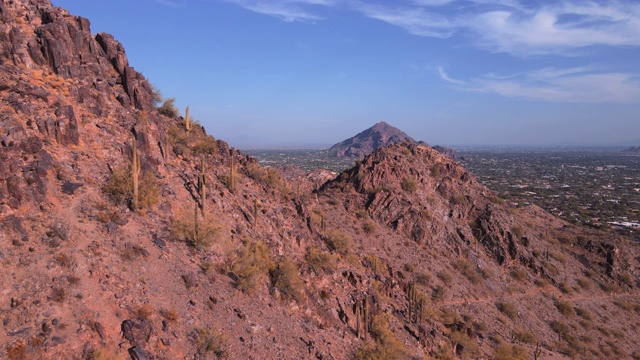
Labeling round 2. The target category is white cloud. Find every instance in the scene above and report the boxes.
[222,0,336,22]
[155,0,187,8]
[437,67,465,84]
[466,2,640,56]
[354,3,455,38]
[454,67,640,103]
[223,0,640,55]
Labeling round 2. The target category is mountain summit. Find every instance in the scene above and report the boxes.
[328,121,415,158]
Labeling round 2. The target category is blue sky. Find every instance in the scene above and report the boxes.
[52,0,640,147]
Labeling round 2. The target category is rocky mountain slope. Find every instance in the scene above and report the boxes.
[327,121,415,158]
[1,1,640,359]
[624,146,640,153]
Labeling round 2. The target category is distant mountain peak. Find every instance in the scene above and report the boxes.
[328,121,415,158]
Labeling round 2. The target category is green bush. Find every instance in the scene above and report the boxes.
[158,98,179,118]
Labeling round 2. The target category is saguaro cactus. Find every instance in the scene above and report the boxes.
[198,157,207,217]
[131,138,141,210]
[253,199,258,225]
[354,297,369,340]
[185,106,191,131]
[229,155,236,193]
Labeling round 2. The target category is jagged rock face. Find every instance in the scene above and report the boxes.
[431,144,458,160]
[328,121,415,158]
[0,0,154,112]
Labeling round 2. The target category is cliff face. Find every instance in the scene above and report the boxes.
[328,121,415,158]
[1,1,640,360]
[0,0,155,111]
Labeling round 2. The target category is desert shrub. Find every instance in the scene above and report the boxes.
[439,308,461,324]
[197,327,228,359]
[431,163,442,177]
[576,307,592,320]
[600,282,620,293]
[488,194,506,205]
[135,304,153,320]
[432,285,446,302]
[271,258,305,302]
[401,178,417,193]
[514,329,537,344]
[50,288,66,303]
[138,172,161,208]
[102,167,131,205]
[509,268,527,281]
[437,270,453,285]
[404,263,415,273]
[160,309,178,322]
[306,246,336,274]
[451,194,466,204]
[613,301,636,311]
[495,343,527,360]
[543,261,559,276]
[577,277,592,290]
[356,314,408,360]
[191,137,218,155]
[231,242,275,293]
[555,300,574,316]
[103,168,160,209]
[54,253,75,268]
[158,98,179,118]
[618,273,633,286]
[325,230,352,255]
[6,341,27,360]
[453,259,482,284]
[558,281,573,294]
[550,251,568,263]
[549,320,571,338]
[451,330,478,357]
[362,221,376,235]
[511,226,523,238]
[416,272,431,286]
[169,210,223,249]
[496,301,518,319]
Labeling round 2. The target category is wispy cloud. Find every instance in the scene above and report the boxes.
[155,0,187,8]
[466,2,640,56]
[437,67,465,84]
[225,0,640,56]
[447,67,640,103]
[354,3,455,38]
[223,0,336,22]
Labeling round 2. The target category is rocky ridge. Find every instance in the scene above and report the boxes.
[1,1,639,360]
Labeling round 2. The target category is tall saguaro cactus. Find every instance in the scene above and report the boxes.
[132,138,141,210]
[354,297,369,340]
[198,157,207,217]
[185,106,191,131]
[229,155,236,193]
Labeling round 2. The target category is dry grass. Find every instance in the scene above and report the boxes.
[231,242,275,293]
[271,258,305,302]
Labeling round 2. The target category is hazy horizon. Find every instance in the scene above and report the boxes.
[53,0,640,147]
